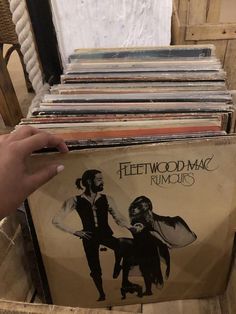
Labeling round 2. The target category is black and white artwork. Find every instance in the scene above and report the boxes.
[52,169,197,302]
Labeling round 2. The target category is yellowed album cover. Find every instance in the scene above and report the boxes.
[28,136,236,308]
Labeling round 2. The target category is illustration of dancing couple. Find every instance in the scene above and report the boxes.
[52,169,197,302]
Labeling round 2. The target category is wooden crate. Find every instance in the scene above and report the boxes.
[2,1,236,312]
[172,0,236,89]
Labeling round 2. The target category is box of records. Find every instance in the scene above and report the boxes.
[20,45,236,308]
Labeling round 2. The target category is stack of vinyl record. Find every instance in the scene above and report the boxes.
[20,45,235,149]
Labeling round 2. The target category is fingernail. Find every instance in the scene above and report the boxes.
[57,165,65,174]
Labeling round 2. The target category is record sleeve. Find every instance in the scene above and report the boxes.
[26,136,236,308]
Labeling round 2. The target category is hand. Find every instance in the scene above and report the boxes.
[133,223,144,232]
[128,226,137,234]
[0,126,69,219]
[129,223,144,234]
[74,230,92,240]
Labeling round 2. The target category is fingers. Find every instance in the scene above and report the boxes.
[7,126,69,155]
[9,126,41,141]
[74,231,92,240]
[27,163,65,193]
[19,132,69,156]
[55,140,69,153]
[83,232,92,240]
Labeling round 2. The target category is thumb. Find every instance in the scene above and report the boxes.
[28,164,64,193]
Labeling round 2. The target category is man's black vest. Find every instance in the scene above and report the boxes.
[75,194,113,236]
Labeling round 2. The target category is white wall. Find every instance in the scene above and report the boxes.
[50,0,172,66]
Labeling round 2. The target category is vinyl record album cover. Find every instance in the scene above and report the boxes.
[27,137,236,308]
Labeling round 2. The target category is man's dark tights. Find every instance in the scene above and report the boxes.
[82,235,120,300]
